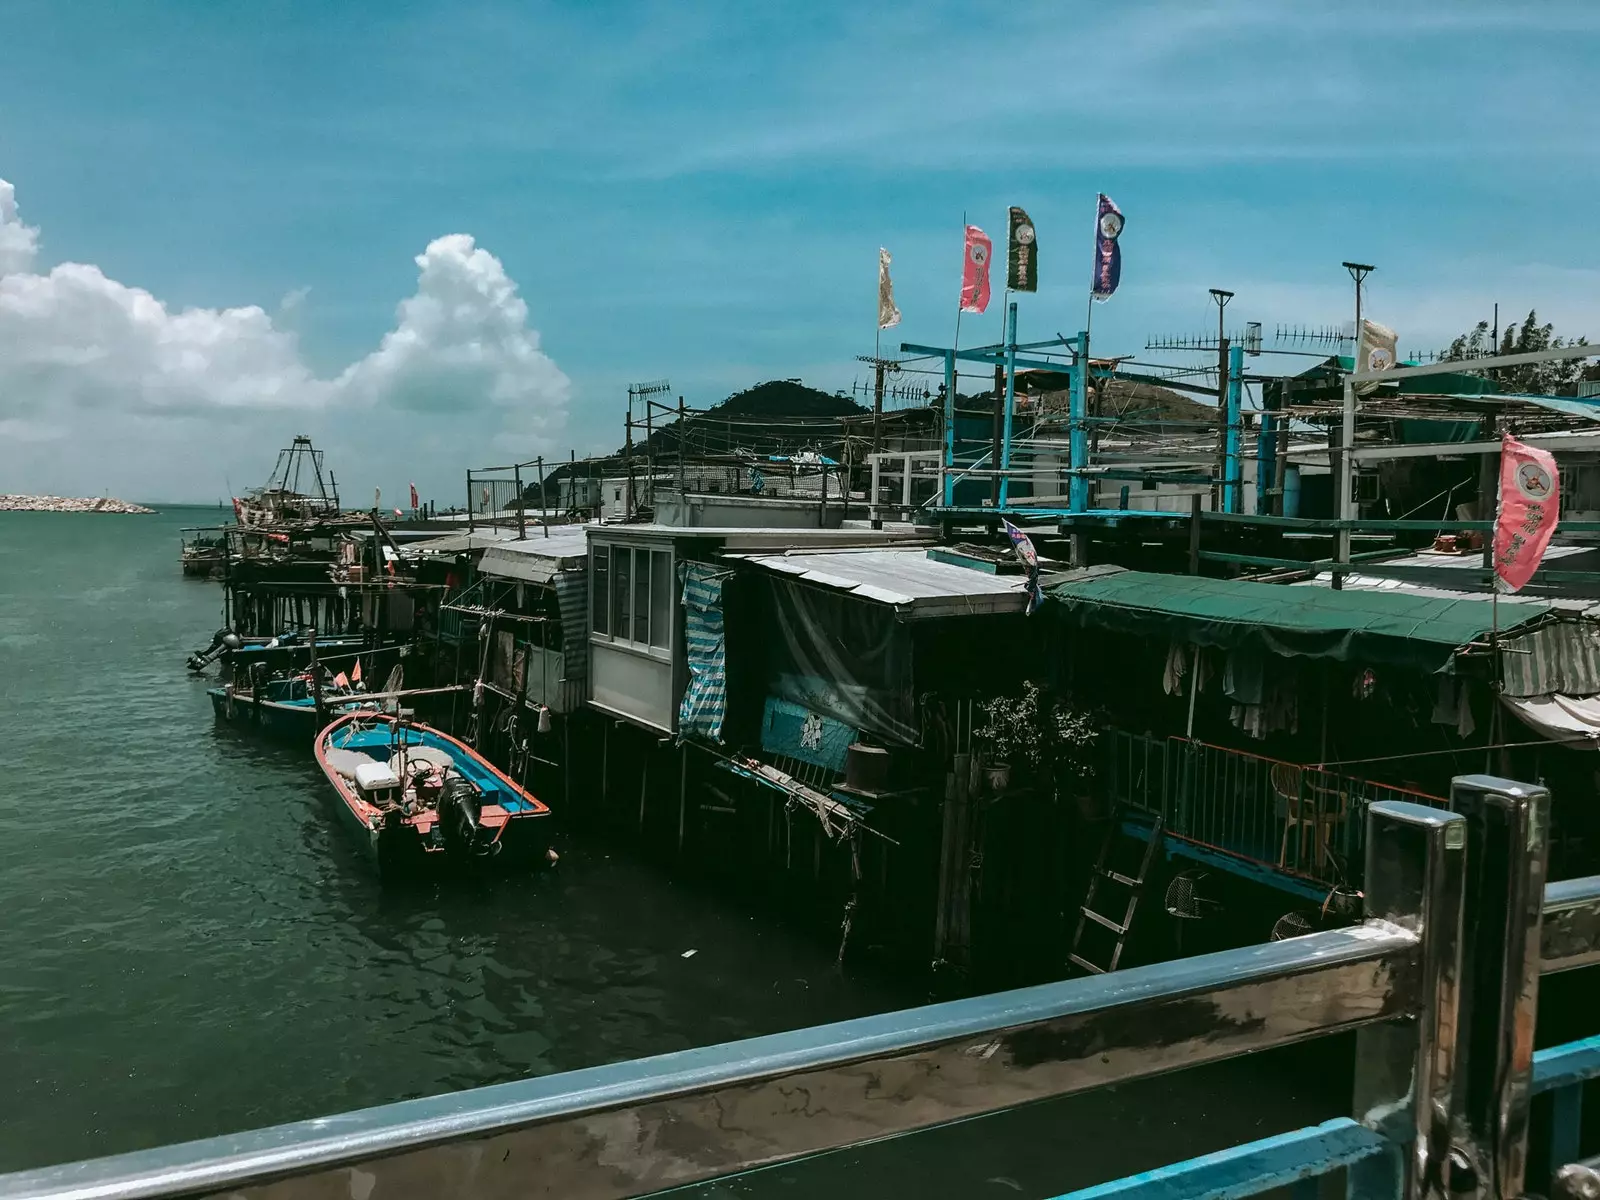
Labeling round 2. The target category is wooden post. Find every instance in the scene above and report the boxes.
[1187,492,1202,574]
[307,626,328,734]
[677,743,688,852]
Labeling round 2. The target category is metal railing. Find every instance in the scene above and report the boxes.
[1104,729,1449,890]
[1,783,1597,1200]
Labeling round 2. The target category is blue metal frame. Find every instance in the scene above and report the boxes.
[999,302,1019,508]
[1224,343,1244,514]
[1534,1035,1600,1173]
[1050,1118,1392,1200]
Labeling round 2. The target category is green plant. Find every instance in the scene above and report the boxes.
[975,682,1098,782]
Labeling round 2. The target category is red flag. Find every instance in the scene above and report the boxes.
[1495,434,1559,593]
[333,671,350,688]
[352,658,362,683]
[409,482,419,509]
[231,497,243,522]
[393,507,403,518]
[960,225,992,314]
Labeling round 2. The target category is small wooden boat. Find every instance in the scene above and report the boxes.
[208,674,376,743]
[314,712,551,878]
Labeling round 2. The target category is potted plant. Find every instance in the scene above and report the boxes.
[974,682,1100,799]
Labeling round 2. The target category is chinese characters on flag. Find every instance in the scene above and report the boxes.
[960,225,992,314]
[1494,434,1559,593]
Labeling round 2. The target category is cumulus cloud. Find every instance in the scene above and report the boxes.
[0,178,568,497]
[0,180,39,276]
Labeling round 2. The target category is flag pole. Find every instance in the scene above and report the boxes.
[952,211,968,381]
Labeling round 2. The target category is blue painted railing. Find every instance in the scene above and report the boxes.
[1103,729,1449,892]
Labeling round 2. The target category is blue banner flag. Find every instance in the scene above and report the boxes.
[1002,519,1044,615]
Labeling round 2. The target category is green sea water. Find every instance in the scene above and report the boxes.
[0,506,1338,1196]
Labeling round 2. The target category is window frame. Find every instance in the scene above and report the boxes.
[590,539,674,662]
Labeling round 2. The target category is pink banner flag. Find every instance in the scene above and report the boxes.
[960,225,992,314]
[1495,433,1559,593]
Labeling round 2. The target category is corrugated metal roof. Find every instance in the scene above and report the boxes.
[741,549,1029,618]
[402,528,524,555]
[477,528,591,583]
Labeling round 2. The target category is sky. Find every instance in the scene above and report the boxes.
[2,0,1599,505]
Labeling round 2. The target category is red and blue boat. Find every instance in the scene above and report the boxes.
[314,711,551,879]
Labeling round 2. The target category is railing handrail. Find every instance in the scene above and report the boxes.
[0,925,1420,1200]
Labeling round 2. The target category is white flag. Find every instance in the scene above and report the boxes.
[1355,318,1398,395]
[878,247,901,330]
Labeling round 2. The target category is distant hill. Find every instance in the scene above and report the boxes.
[523,379,866,503]
[712,380,864,419]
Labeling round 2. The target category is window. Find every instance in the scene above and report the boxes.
[649,550,671,649]
[593,543,674,653]
[591,545,609,635]
[613,545,631,637]
[632,549,651,644]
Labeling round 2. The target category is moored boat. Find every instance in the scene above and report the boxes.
[313,712,551,879]
[208,674,376,743]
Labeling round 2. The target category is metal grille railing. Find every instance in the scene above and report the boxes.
[1103,729,1449,890]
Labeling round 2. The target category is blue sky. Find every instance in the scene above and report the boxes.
[2,0,1598,503]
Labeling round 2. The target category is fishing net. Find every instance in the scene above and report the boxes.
[1271,911,1316,941]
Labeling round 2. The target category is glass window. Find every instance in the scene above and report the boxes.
[633,548,651,645]
[649,550,672,648]
[592,545,609,635]
[612,546,631,639]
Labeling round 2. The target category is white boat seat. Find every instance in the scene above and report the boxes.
[354,761,401,792]
[324,747,376,780]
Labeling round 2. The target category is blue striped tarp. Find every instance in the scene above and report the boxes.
[679,563,730,741]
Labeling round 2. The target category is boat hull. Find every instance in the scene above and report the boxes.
[313,713,552,883]
[208,688,327,745]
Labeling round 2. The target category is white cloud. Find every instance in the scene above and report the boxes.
[0,179,568,499]
[0,179,39,275]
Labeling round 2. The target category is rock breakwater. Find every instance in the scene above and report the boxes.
[0,495,156,514]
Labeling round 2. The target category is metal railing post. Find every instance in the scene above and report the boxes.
[1447,775,1551,1199]
[1353,800,1468,1199]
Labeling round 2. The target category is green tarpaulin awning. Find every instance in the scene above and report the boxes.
[1045,571,1550,673]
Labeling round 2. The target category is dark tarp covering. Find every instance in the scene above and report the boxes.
[765,576,916,745]
[1045,571,1550,673]
[1500,619,1600,698]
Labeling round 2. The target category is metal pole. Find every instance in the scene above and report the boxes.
[1447,775,1551,1198]
[942,351,957,506]
[1334,376,1356,588]
[466,471,474,533]
[998,301,1019,509]
[624,388,635,519]
[873,358,885,462]
[1209,289,1234,509]
[1351,800,1468,1199]
[537,457,548,538]
[677,397,687,500]
[1068,332,1089,513]
[514,463,525,540]
[1224,342,1243,514]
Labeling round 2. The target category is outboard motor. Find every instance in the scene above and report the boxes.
[441,779,497,857]
[186,629,243,673]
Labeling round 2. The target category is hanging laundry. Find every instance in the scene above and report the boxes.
[1431,677,1476,738]
[1163,642,1188,697]
[1223,650,1265,706]
[1431,677,1461,728]
[1352,668,1377,701]
[1457,682,1476,738]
